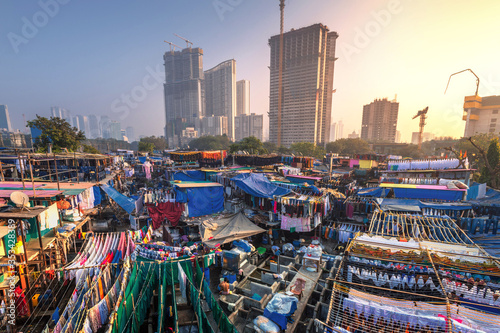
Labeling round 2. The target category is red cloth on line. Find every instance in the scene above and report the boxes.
[147,202,184,229]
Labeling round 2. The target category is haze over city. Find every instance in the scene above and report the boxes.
[2,0,500,142]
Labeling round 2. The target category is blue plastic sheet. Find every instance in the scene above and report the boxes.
[100,184,136,214]
[185,186,224,217]
[393,188,463,201]
[357,187,385,197]
[174,188,188,203]
[231,173,291,198]
[93,186,102,206]
[173,170,206,181]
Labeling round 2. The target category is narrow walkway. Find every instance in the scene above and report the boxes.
[286,265,321,332]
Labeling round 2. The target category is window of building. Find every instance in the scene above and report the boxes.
[490,128,496,132]
[492,118,497,122]
[493,110,499,114]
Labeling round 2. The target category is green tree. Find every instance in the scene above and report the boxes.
[476,138,500,188]
[394,144,425,159]
[326,138,371,155]
[230,136,266,154]
[138,141,155,153]
[27,115,85,152]
[82,144,101,154]
[139,136,167,151]
[263,141,277,154]
[290,142,325,159]
[188,135,231,151]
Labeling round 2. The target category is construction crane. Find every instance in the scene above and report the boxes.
[444,68,480,96]
[277,0,285,147]
[173,33,193,48]
[412,106,429,150]
[163,40,182,52]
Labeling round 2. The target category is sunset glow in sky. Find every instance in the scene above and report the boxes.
[1,0,500,142]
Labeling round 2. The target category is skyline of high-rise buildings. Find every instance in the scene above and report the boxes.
[268,23,338,146]
[361,98,399,143]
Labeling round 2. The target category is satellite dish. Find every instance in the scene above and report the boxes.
[10,191,31,211]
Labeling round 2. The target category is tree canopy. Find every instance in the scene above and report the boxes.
[290,142,325,159]
[27,115,85,152]
[326,138,371,155]
[230,136,266,154]
[188,135,230,151]
[138,136,167,152]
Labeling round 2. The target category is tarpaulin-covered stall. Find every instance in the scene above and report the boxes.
[231,173,291,198]
[200,212,265,248]
[174,181,224,217]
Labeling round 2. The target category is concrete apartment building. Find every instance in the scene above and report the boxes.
[164,47,205,146]
[204,59,236,140]
[201,115,228,137]
[268,23,338,146]
[234,113,263,142]
[236,80,250,116]
[361,98,399,142]
[463,95,500,137]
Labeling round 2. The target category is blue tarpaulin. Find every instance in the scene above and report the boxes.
[138,156,147,163]
[231,173,291,198]
[100,184,136,214]
[392,188,463,201]
[93,186,102,206]
[174,185,224,217]
[173,170,206,181]
[357,187,385,197]
[187,187,224,217]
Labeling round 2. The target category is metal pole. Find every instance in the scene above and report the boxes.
[28,152,36,197]
[17,149,26,190]
[53,153,60,191]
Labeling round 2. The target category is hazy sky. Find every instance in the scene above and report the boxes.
[1,0,500,142]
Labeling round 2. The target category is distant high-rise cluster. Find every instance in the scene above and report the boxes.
[268,23,338,146]
[49,107,135,142]
[163,46,259,147]
[361,98,399,142]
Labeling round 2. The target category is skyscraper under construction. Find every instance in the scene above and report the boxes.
[268,23,338,146]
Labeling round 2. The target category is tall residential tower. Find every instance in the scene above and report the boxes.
[361,98,399,142]
[204,59,236,139]
[163,47,205,146]
[268,23,338,146]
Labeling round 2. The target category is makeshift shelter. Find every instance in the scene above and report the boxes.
[231,173,291,198]
[200,212,266,248]
[174,181,224,217]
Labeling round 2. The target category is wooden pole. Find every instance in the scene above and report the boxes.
[0,161,4,181]
[53,153,60,191]
[45,152,52,182]
[17,149,26,190]
[28,152,36,197]
[74,151,80,183]
[36,215,47,272]
[17,218,33,311]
